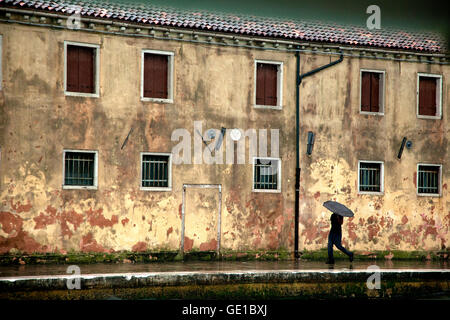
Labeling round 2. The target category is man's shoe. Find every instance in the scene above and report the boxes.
[349,252,354,262]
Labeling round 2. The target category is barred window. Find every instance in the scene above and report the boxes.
[359,161,383,193]
[64,151,97,188]
[253,157,280,192]
[418,165,441,195]
[141,153,171,190]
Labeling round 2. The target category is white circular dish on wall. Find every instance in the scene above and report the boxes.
[230,128,242,141]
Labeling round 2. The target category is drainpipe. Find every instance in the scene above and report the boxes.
[294,52,344,259]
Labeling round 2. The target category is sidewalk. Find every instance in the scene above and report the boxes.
[1,260,449,277]
[1,260,449,300]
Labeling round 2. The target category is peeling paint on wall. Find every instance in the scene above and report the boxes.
[0,23,448,256]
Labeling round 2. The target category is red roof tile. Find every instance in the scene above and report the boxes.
[0,0,447,53]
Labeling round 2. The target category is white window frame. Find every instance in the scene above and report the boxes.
[253,60,283,110]
[64,41,100,98]
[416,163,442,197]
[359,69,385,115]
[140,152,172,191]
[140,50,174,103]
[357,160,384,195]
[252,156,281,193]
[416,73,443,120]
[62,149,99,190]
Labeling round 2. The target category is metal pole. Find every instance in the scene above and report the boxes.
[294,53,344,259]
[180,184,186,258]
[294,52,300,259]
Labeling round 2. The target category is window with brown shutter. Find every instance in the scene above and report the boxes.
[66,45,95,94]
[143,53,169,99]
[361,71,383,113]
[418,76,437,116]
[256,63,278,106]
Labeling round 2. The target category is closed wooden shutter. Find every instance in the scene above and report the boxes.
[256,64,265,105]
[144,53,168,99]
[419,77,437,116]
[256,63,278,106]
[265,64,278,106]
[361,72,371,112]
[67,45,80,92]
[361,72,381,112]
[78,46,94,93]
[370,73,380,112]
[66,45,95,94]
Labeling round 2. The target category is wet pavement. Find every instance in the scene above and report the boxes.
[1,260,449,300]
[0,260,448,278]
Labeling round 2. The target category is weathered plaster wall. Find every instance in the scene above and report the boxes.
[0,23,295,254]
[0,23,448,255]
[298,54,450,252]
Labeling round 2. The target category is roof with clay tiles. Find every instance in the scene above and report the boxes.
[0,0,447,53]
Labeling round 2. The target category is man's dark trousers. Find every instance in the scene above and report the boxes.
[327,231,352,261]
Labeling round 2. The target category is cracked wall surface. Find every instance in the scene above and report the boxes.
[0,23,448,255]
[298,55,449,252]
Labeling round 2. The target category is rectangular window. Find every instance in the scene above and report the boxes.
[358,161,384,194]
[64,41,99,97]
[417,164,442,196]
[360,70,384,114]
[63,150,98,189]
[417,73,442,118]
[141,50,174,103]
[141,153,172,191]
[254,60,283,109]
[253,157,281,192]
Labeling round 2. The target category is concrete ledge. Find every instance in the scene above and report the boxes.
[1,250,448,265]
[1,269,449,299]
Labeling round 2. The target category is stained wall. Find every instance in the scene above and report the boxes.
[0,22,448,254]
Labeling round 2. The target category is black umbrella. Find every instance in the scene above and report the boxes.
[323,200,354,217]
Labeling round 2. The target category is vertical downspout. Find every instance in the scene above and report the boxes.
[294,53,344,260]
[294,51,301,259]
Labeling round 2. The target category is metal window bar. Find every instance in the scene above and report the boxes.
[142,155,169,188]
[360,163,381,192]
[65,152,95,186]
[254,159,278,190]
[418,166,439,194]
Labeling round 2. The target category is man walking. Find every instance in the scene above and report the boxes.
[326,212,354,264]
